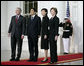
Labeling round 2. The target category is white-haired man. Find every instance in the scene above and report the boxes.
[8,7,26,61]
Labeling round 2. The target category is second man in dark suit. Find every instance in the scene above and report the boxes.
[26,8,41,62]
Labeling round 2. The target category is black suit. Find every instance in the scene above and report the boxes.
[26,15,41,60]
[49,15,59,62]
[8,15,26,59]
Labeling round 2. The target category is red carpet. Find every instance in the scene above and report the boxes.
[1,53,83,65]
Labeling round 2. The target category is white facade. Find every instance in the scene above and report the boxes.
[1,1,83,54]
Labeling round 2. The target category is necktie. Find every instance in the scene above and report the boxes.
[31,17,34,20]
[16,16,19,23]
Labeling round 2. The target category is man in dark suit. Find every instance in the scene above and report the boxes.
[8,7,26,61]
[26,8,41,62]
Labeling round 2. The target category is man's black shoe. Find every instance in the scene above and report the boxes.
[10,58,15,61]
[27,59,33,62]
[33,59,38,62]
[15,58,20,61]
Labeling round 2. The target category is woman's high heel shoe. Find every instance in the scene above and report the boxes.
[41,59,48,62]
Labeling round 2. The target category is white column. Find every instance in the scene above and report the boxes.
[1,1,21,50]
[1,1,10,50]
[70,1,83,53]
[77,1,83,53]
[1,1,8,36]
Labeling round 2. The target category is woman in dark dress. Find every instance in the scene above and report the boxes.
[41,8,49,62]
[49,7,59,64]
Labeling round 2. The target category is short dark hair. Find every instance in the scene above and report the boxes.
[30,8,37,12]
[41,8,48,15]
[50,7,58,14]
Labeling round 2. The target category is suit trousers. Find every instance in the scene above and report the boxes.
[28,35,38,60]
[11,34,22,59]
[49,36,58,62]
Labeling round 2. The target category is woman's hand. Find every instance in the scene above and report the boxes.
[21,35,24,39]
[44,35,47,39]
[55,36,58,41]
[8,33,11,37]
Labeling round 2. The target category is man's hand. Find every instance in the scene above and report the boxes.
[69,36,72,39]
[44,35,47,39]
[21,35,24,39]
[8,33,11,37]
[55,36,58,41]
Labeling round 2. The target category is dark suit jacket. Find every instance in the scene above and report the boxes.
[8,15,26,37]
[41,15,49,35]
[49,15,59,38]
[26,15,41,37]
